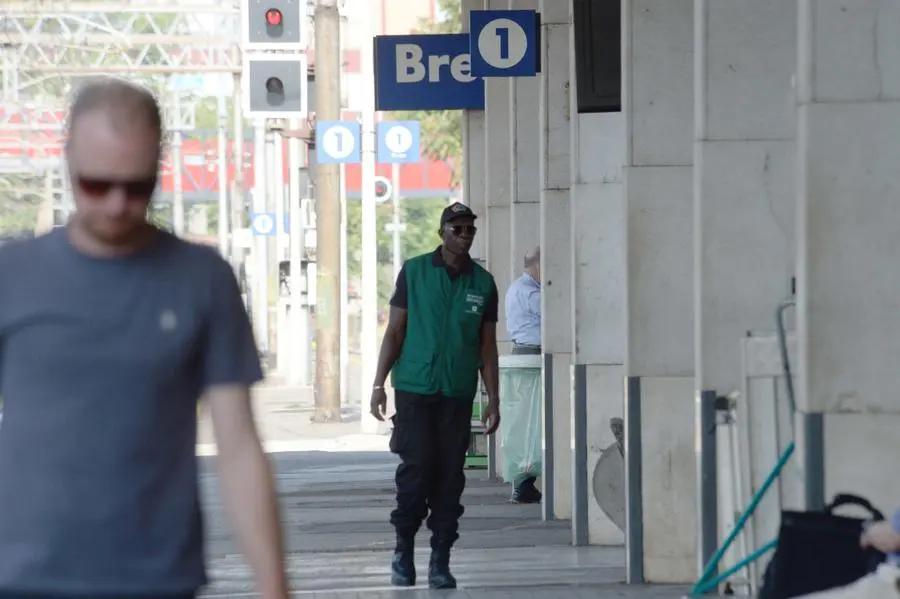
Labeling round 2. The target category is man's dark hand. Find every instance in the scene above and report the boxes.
[482,397,500,435]
[370,387,388,421]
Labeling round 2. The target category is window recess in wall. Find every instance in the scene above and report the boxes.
[573,0,621,113]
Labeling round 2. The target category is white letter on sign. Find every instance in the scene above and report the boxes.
[450,54,475,82]
[396,44,426,83]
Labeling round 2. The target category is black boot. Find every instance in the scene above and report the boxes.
[428,542,457,589]
[390,535,416,587]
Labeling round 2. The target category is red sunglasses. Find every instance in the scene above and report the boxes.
[75,175,158,200]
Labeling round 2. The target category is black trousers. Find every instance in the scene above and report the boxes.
[389,390,474,546]
[512,342,541,355]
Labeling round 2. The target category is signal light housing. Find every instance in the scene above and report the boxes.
[241,0,306,51]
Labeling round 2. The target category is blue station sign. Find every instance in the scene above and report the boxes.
[374,33,485,111]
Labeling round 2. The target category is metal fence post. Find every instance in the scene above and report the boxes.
[625,376,644,584]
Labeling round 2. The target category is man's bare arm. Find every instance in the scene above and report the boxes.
[373,307,408,387]
[479,322,500,401]
[208,384,287,599]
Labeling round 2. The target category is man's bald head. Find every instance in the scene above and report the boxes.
[524,245,541,283]
[66,78,164,159]
[64,78,164,249]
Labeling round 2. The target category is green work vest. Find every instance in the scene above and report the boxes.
[391,251,495,399]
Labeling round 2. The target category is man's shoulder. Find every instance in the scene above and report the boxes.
[0,231,58,270]
[164,234,232,276]
[406,252,433,266]
[403,252,434,274]
[504,273,525,297]
[471,260,496,284]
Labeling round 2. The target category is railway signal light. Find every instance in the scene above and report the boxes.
[242,54,309,118]
[241,0,306,51]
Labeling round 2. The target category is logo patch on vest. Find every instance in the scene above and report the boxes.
[464,292,485,314]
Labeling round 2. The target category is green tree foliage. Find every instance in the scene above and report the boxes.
[346,198,448,304]
[194,97,235,131]
[392,0,463,186]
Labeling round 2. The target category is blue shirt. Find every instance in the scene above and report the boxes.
[891,508,900,564]
[505,273,541,346]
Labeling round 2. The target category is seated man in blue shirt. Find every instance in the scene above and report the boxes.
[503,246,542,503]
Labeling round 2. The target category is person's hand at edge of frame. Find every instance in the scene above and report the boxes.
[860,520,900,554]
[370,386,388,421]
[482,396,500,435]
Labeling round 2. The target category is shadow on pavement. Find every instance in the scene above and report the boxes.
[196,450,654,596]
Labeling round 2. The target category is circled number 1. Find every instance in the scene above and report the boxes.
[496,27,509,60]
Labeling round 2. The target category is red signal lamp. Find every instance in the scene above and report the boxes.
[265,8,283,26]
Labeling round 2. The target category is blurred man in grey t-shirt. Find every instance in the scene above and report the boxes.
[0,79,288,599]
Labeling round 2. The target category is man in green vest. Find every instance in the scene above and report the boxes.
[370,202,501,590]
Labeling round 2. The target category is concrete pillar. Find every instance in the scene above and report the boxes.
[796,0,900,514]
[462,0,487,265]
[483,0,514,351]
[509,0,540,275]
[622,0,695,583]
[694,0,797,562]
[538,0,573,522]
[568,0,626,544]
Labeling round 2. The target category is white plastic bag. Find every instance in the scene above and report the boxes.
[499,356,542,483]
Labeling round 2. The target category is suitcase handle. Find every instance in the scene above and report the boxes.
[826,493,886,521]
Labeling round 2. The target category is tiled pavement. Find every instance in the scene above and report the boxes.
[196,386,689,598]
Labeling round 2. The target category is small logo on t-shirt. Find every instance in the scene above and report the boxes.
[159,310,178,331]
[465,293,484,314]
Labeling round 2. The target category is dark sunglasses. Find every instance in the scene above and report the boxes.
[447,224,477,236]
[76,176,158,200]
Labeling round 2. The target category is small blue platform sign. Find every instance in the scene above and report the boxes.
[469,10,540,78]
[315,121,361,164]
[374,33,485,111]
[377,121,421,164]
[250,212,276,237]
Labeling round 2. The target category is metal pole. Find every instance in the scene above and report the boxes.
[216,81,229,256]
[390,161,402,283]
[274,129,286,262]
[265,128,280,363]
[698,390,719,582]
[313,0,343,422]
[541,353,556,522]
[288,190,307,386]
[171,129,184,235]
[231,72,246,272]
[252,120,268,353]
[625,376,644,584]
[286,119,304,386]
[572,363,589,546]
[359,0,379,433]
[339,163,349,407]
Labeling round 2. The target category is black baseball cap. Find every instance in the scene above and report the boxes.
[440,202,477,227]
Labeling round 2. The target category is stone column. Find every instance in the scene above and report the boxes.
[795,0,900,515]
[538,0,573,522]
[622,0,696,583]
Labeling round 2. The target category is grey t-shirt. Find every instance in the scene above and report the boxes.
[0,228,263,595]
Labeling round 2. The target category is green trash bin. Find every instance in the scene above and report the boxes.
[499,354,542,484]
[465,389,489,469]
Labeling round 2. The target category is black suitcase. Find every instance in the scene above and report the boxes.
[759,493,886,599]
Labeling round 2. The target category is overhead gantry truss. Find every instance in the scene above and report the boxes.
[0,1,234,188]
[0,2,242,79]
